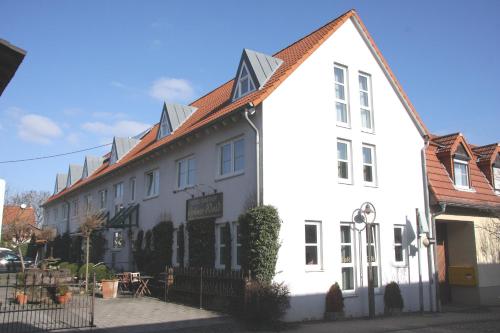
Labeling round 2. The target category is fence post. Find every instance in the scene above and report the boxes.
[90,272,95,327]
[199,267,203,309]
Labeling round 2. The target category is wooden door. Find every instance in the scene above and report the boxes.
[436,223,451,303]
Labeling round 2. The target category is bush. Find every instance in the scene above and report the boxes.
[325,282,344,313]
[59,262,79,277]
[79,263,113,282]
[384,281,404,312]
[244,282,290,325]
[151,221,174,274]
[187,219,215,268]
[239,205,281,284]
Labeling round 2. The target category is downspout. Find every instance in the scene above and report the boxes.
[243,103,261,206]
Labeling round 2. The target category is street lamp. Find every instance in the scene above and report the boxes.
[352,202,376,319]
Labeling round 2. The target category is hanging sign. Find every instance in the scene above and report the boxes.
[186,192,223,221]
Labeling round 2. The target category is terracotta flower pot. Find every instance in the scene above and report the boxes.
[65,291,72,301]
[16,293,28,305]
[101,280,118,299]
[57,295,68,304]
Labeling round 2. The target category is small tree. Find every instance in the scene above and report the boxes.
[1,210,34,272]
[79,212,106,291]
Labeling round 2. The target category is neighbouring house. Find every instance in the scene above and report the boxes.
[426,133,500,307]
[2,205,36,227]
[0,39,26,96]
[42,10,435,320]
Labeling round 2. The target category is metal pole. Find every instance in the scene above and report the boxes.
[367,223,375,319]
[417,209,424,314]
[199,267,203,309]
[85,236,90,293]
[90,272,95,327]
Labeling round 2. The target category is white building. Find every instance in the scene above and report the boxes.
[43,10,434,320]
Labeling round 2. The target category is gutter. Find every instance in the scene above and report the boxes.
[243,103,261,206]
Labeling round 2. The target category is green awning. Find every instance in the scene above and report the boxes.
[106,204,139,229]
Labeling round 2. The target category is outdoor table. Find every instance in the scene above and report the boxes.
[134,275,153,297]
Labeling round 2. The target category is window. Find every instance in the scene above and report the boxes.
[494,166,500,193]
[337,140,352,183]
[113,182,123,199]
[362,145,376,185]
[72,200,78,217]
[178,157,196,189]
[234,62,256,99]
[454,159,469,189]
[85,194,92,213]
[393,226,405,265]
[359,73,373,131]
[216,224,230,268]
[305,221,322,269]
[145,169,160,198]
[99,190,107,210]
[113,231,124,249]
[62,203,68,219]
[218,138,245,177]
[233,222,242,269]
[334,65,349,126]
[366,225,380,288]
[340,224,355,291]
[159,111,172,138]
[130,178,136,202]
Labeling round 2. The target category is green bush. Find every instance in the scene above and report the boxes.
[59,262,79,277]
[244,282,290,325]
[384,281,404,312]
[239,205,281,284]
[90,231,106,263]
[177,224,184,266]
[78,263,113,282]
[151,221,174,274]
[325,282,344,313]
[187,219,215,268]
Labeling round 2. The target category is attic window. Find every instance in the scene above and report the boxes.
[454,159,470,189]
[159,112,172,138]
[234,62,256,99]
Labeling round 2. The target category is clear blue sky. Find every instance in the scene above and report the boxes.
[0,0,499,193]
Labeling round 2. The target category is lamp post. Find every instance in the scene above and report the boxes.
[352,202,376,319]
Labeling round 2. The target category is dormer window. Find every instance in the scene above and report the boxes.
[454,159,470,189]
[159,111,172,138]
[234,62,256,99]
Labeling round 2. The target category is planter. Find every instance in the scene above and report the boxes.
[65,291,73,301]
[324,311,344,321]
[101,280,118,299]
[16,293,28,305]
[56,295,68,304]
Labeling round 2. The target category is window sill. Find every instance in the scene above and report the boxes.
[338,180,353,185]
[343,291,358,298]
[361,128,375,134]
[143,194,159,201]
[363,183,378,188]
[454,186,476,193]
[173,185,196,193]
[305,268,324,273]
[336,123,351,129]
[392,262,407,268]
[215,170,244,182]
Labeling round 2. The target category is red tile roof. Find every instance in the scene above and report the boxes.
[426,133,500,210]
[45,9,428,205]
[2,205,36,226]
[472,143,499,162]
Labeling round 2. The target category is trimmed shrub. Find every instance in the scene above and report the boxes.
[59,262,79,277]
[187,219,215,268]
[384,281,404,312]
[151,221,174,274]
[244,282,290,325]
[79,263,113,282]
[325,282,344,313]
[177,224,185,267]
[239,205,281,284]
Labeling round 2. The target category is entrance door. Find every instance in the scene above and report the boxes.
[436,223,451,304]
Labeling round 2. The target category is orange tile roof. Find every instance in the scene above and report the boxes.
[2,205,36,226]
[426,133,500,209]
[45,9,428,205]
[472,143,499,162]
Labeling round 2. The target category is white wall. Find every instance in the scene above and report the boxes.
[263,17,431,321]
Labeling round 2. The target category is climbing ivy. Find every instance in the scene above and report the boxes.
[239,205,281,284]
[177,224,185,266]
[187,219,215,268]
[151,221,174,274]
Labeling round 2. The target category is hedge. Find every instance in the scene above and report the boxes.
[187,219,215,268]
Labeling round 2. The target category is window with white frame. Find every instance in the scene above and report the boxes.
[145,169,160,198]
[362,144,376,185]
[366,224,380,288]
[218,138,245,177]
[130,178,136,202]
[233,222,242,269]
[359,73,373,131]
[112,231,124,249]
[393,225,405,265]
[98,189,107,210]
[334,65,349,126]
[453,159,469,189]
[337,139,352,183]
[494,165,500,193]
[72,199,78,217]
[85,194,92,213]
[340,224,355,291]
[233,62,256,100]
[114,182,123,199]
[177,157,196,189]
[216,224,230,268]
[305,221,322,268]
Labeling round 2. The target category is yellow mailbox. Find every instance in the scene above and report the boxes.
[448,266,477,286]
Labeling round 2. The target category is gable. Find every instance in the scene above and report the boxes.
[454,143,470,161]
[157,103,197,140]
[110,137,140,165]
[66,165,83,187]
[54,173,68,194]
[83,155,104,178]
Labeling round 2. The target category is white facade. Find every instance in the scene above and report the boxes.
[43,14,434,321]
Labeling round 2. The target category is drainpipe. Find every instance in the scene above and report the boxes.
[243,104,261,206]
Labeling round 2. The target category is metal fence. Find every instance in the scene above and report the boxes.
[0,270,94,333]
[159,267,249,311]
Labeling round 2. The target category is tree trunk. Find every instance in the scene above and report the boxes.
[17,246,25,273]
[85,236,90,293]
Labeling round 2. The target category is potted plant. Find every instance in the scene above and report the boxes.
[100,268,118,299]
[324,282,344,320]
[15,273,28,305]
[384,281,404,315]
[16,290,28,305]
[56,285,69,304]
